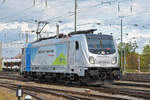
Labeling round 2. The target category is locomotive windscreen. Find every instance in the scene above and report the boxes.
[86,35,116,54]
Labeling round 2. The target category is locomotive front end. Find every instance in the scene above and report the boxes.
[85,34,121,83]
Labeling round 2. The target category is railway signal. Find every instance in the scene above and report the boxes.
[16,85,23,100]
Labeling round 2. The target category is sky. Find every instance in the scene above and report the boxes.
[0,0,150,57]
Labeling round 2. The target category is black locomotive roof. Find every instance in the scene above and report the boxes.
[68,29,97,35]
[31,29,112,44]
[68,29,113,39]
[86,34,113,39]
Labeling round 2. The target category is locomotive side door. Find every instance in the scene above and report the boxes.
[68,41,75,68]
[75,40,85,67]
[68,41,84,76]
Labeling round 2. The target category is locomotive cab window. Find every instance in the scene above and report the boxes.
[86,35,116,54]
[75,41,79,50]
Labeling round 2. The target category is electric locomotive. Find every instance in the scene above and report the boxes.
[20,29,121,85]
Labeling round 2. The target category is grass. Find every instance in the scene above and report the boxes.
[124,68,150,74]
[0,87,37,100]
[0,89,18,100]
[125,69,138,72]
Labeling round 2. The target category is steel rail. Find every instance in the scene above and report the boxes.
[0,84,44,100]
[0,81,129,100]
[1,71,150,99]
[88,84,150,100]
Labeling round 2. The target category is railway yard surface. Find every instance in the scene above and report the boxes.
[0,71,150,100]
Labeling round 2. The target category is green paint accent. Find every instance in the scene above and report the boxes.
[52,53,67,65]
[0,58,2,71]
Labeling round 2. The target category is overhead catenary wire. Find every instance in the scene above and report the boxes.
[0,6,36,21]
[77,0,146,26]
[0,0,78,26]
[3,1,148,33]
[1,0,148,33]
[0,0,149,31]
[0,0,148,25]
[0,0,74,24]
[0,0,122,25]
[0,0,56,22]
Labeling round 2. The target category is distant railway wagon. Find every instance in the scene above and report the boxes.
[21,29,121,85]
[2,58,21,71]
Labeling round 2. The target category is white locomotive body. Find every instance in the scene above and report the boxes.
[21,29,121,85]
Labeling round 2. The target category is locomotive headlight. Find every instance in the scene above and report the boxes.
[89,56,95,64]
[112,57,117,64]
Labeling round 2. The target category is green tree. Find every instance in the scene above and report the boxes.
[118,41,138,71]
[126,52,138,70]
[118,41,138,54]
[141,45,150,71]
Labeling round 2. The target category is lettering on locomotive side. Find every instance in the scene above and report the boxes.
[38,49,54,54]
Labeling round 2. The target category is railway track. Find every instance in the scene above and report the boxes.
[113,80,150,88]
[0,71,18,75]
[0,82,44,100]
[89,84,150,100]
[87,79,150,99]
[0,80,134,100]
[0,71,150,99]
[121,73,150,82]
